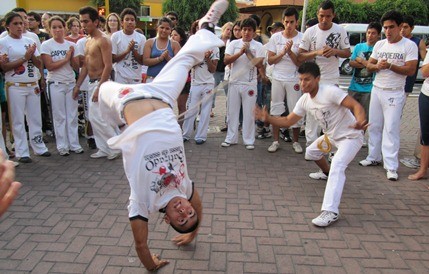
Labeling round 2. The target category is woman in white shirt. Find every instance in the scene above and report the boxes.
[0,12,50,163]
[41,16,83,156]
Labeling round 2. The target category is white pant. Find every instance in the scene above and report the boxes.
[99,29,225,128]
[88,81,120,155]
[0,104,6,159]
[182,84,214,141]
[225,84,257,145]
[114,73,141,85]
[48,82,82,151]
[7,84,48,157]
[270,79,303,128]
[305,80,339,146]
[306,135,363,214]
[366,87,405,171]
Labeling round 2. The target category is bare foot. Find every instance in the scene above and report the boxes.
[408,172,427,180]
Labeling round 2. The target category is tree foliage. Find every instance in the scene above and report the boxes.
[306,0,428,25]
[163,0,239,31]
[90,0,142,15]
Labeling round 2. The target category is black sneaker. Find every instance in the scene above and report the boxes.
[18,157,32,163]
[280,129,292,142]
[87,138,97,149]
[39,151,51,157]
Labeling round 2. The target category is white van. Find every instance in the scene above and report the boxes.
[339,23,429,79]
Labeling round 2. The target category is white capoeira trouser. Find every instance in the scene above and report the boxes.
[182,83,214,141]
[6,83,48,158]
[225,84,257,146]
[87,80,120,155]
[98,30,223,216]
[366,86,406,171]
[270,79,303,128]
[305,135,363,214]
[305,79,339,146]
[47,81,81,152]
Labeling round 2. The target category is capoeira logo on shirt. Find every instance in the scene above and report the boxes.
[314,108,331,130]
[145,146,186,196]
[325,33,341,49]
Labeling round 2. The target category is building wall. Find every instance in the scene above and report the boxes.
[15,0,89,14]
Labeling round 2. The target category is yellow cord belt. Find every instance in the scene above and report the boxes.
[317,134,332,153]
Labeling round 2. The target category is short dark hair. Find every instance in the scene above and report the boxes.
[166,11,178,20]
[11,7,27,14]
[120,8,137,22]
[169,217,199,234]
[79,6,99,22]
[27,12,41,23]
[249,14,261,27]
[172,26,187,47]
[283,7,299,21]
[230,20,242,41]
[367,21,382,34]
[241,18,257,31]
[48,16,65,28]
[4,12,22,26]
[306,18,318,28]
[380,10,403,26]
[99,15,106,24]
[298,62,321,78]
[158,16,173,28]
[403,15,415,28]
[318,0,335,13]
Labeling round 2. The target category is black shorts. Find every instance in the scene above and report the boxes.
[419,92,429,145]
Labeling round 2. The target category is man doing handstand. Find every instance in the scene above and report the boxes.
[97,0,228,270]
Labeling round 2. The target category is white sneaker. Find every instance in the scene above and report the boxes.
[268,141,279,153]
[90,151,108,159]
[312,211,338,227]
[359,159,381,166]
[386,170,398,181]
[59,149,70,156]
[198,0,229,29]
[292,142,303,154]
[309,170,328,180]
[400,157,420,169]
[245,145,254,150]
[221,142,230,147]
[107,153,120,160]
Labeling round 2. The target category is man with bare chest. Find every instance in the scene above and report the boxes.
[73,6,120,160]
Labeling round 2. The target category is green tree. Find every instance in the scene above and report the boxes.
[163,0,239,31]
[306,0,428,25]
[371,0,428,25]
[90,0,142,15]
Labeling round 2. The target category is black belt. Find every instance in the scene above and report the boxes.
[89,78,100,84]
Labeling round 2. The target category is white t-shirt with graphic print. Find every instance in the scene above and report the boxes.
[41,38,77,82]
[107,108,194,220]
[0,35,41,83]
[225,39,265,85]
[299,23,350,82]
[266,31,303,82]
[371,38,418,89]
[111,30,146,81]
[293,84,362,141]
[191,47,219,85]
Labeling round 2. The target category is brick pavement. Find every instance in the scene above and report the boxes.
[1,92,428,273]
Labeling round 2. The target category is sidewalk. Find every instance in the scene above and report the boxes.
[0,93,428,273]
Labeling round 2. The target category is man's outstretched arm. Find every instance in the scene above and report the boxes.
[130,219,169,271]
